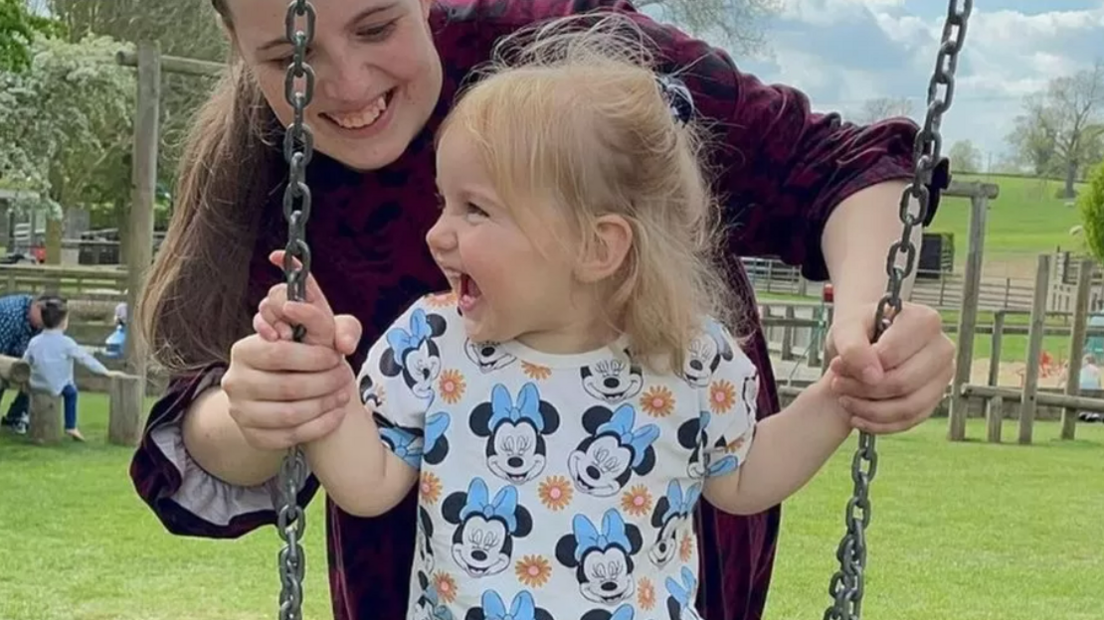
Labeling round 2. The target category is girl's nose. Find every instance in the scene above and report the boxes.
[425,215,456,253]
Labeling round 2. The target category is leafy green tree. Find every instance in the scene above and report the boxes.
[1079,160,1104,264]
[0,0,64,72]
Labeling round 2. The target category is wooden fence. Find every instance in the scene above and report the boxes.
[741,255,1101,313]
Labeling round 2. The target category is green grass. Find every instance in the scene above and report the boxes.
[2,394,1102,620]
[930,173,1088,263]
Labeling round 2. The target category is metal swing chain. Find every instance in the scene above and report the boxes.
[822,2,972,619]
[276,1,316,619]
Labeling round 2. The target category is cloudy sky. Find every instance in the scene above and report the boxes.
[695,0,1104,166]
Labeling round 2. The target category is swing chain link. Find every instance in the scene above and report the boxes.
[276,1,316,620]
[823,2,971,619]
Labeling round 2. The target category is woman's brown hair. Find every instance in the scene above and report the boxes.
[138,0,283,373]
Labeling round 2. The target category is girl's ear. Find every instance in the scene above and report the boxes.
[576,214,633,284]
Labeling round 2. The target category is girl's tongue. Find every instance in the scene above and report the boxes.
[459,274,482,312]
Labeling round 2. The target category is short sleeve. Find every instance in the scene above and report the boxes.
[697,320,758,478]
[356,298,451,472]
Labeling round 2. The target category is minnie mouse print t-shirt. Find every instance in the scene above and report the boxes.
[358,292,758,620]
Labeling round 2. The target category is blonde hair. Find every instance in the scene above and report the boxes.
[438,14,736,372]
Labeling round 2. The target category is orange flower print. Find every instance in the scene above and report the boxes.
[437,369,466,404]
[433,572,458,604]
[424,291,457,308]
[639,385,675,418]
[620,484,653,517]
[522,361,552,381]
[638,577,656,610]
[725,434,747,454]
[420,472,442,504]
[538,476,573,511]
[679,530,695,562]
[515,555,552,588]
[710,379,736,414]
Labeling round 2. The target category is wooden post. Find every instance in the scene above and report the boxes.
[108,374,144,446]
[125,41,160,399]
[1061,258,1095,440]
[0,355,31,384]
[29,391,61,445]
[986,395,1003,443]
[949,194,989,441]
[1019,254,1051,445]
[987,311,1005,387]
[780,306,795,361]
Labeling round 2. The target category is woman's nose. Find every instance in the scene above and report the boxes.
[319,52,375,105]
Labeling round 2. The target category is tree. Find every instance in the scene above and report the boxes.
[854,97,914,124]
[1007,60,1104,198]
[46,0,226,224]
[637,0,780,57]
[0,35,135,221]
[0,0,64,72]
[1078,159,1104,264]
[948,140,983,174]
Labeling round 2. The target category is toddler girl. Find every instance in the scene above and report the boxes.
[259,17,861,620]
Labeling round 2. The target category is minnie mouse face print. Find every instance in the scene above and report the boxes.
[441,478,533,578]
[470,383,561,484]
[580,357,643,404]
[648,481,701,568]
[379,308,448,400]
[680,322,734,388]
[568,404,659,497]
[555,509,643,606]
[465,339,517,373]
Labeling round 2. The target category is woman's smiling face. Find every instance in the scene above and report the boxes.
[222,0,443,170]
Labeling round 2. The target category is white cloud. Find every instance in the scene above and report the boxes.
[739,1,1104,162]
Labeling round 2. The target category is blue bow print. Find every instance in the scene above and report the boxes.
[380,427,422,469]
[481,590,536,620]
[487,383,544,432]
[424,412,450,454]
[660,481,702,523]
[609,604,635,620]
[665,567,697,609]
[707,453,738,476]
[459,478,519,533]
[573,509,632,562]
[386,309,433,364]
[596,405,659,468]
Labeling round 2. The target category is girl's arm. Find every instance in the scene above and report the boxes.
[300,379,418,517]
[703,374,852,516]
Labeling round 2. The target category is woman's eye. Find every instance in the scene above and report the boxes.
[466,203,489,219]
[357,20,398,42]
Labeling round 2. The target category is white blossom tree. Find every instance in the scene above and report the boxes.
[0,35,134,229]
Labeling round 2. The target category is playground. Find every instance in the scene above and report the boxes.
[2,2,1103,620]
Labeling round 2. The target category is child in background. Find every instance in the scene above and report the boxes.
[22,296,115,441]
[254,16,936,619]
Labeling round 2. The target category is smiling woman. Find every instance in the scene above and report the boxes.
[131,1,956,620]
[219,0,442,169]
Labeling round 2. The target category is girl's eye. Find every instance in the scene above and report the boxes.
[465,203,489,220]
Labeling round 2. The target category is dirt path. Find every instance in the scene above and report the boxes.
[969,357,1072,388]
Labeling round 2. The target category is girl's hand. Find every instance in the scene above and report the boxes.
[218,251,363,452]
[825,301,955,434]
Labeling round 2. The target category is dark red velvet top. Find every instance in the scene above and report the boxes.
[129,1,944,618]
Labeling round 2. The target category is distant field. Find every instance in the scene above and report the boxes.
[929,173,1088,277]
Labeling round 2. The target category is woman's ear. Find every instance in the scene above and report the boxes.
[576,215,633,283]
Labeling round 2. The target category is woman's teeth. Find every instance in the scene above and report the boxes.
[328,93,388,129]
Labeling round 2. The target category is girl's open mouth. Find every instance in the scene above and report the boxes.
[459,273,482,313]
